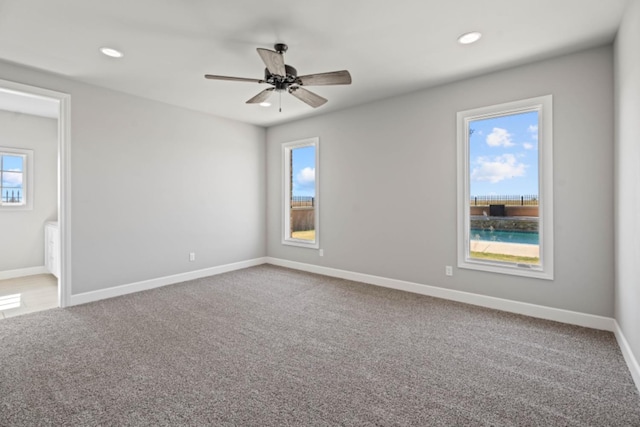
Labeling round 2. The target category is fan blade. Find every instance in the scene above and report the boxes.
[257,48,286,76]
[204,74,265,83]
[246,88,275,104]
[297,70,352,86]
[288,86,328,108]
[204,74,264,83]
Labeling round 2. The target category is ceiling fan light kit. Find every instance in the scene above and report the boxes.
[205,43,352,111]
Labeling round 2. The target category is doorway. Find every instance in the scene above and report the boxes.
[0,79,70,317]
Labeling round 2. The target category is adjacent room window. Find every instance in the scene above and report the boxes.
[283,137,319,248]
[457,96,553,279]
[0,147,33,210]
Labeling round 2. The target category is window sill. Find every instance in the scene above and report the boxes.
[282,239,319,249]
[0,205,33,211]
[458,258,553,280]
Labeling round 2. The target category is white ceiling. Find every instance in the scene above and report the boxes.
[0,0,629,127]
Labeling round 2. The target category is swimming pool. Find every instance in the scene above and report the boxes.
[471,229,539,245]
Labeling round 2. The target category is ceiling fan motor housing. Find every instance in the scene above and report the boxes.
[264,64,298,90]
[205,42,350,109]
[274,43,288,53]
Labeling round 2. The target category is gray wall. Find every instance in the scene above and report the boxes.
[0,110,57,271]
[614,0,640,368]
[0,40,620,322]
[267,46,615,317]
[0,61,266,295]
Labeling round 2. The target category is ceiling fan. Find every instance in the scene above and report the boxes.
[204,43,352,111]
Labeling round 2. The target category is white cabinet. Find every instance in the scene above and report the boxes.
[45,221,60,279]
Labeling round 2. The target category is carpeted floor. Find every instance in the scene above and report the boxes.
[1,265,639,426]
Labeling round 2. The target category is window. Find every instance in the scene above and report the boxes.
[457,96,553,279]
[283,137,319,248]
[0,147,33,210]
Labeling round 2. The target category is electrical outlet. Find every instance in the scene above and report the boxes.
[189,252,196,262]
[445,266,453,276]
[319,249,324,257]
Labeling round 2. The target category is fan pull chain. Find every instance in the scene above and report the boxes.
[279,91,282,113]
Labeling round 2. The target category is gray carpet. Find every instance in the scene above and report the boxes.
[1,265,639,426]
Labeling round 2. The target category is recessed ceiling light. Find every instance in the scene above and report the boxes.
[457,31,482,45]
[100,47,124,58]
[259,102,271,107]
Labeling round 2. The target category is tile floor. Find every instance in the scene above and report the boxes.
[0,274,58,319]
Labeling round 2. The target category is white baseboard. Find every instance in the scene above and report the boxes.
[65,255,638,394]
[265,257,615,332]
[0,266,48,280]
[67,255,614,331]
[614,321,640,392]
[269,257,639,393]
[69,257,267,306]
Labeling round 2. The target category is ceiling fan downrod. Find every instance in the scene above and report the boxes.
[204,42,351,110]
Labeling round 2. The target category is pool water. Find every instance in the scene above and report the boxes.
[471,229,539,245]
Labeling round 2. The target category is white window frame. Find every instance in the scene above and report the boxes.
[0,147,34,211]
[282,137,319,249]
[456,95,553,280]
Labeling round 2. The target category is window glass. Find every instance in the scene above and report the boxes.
[457,96,553,279]
[468,110,540,265]
[290,145,316,241]
[1,153,26,206]
[283,138,319,248]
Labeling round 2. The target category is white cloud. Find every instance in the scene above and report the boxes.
[528,124,539,140]
[1,170,23,186]
[471,154,527,184]
[486,127,515,147]
[523,142,535,150]
[296,167,315,185]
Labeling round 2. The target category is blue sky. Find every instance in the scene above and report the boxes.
[1,155,24,192]
[469,110,539,196]
[291,146,315,197]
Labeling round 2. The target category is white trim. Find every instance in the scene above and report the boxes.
[58,93,71,308]
[613,321,640,393]
[0,266,48,280]
[69,257,267,306]
[282,137,319,249]
[0,147,33,210]
[265,257,614,331]
[456,95,554,280]
[65,255,639,395]
[69,254,616,332]
[0,79,71,308]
